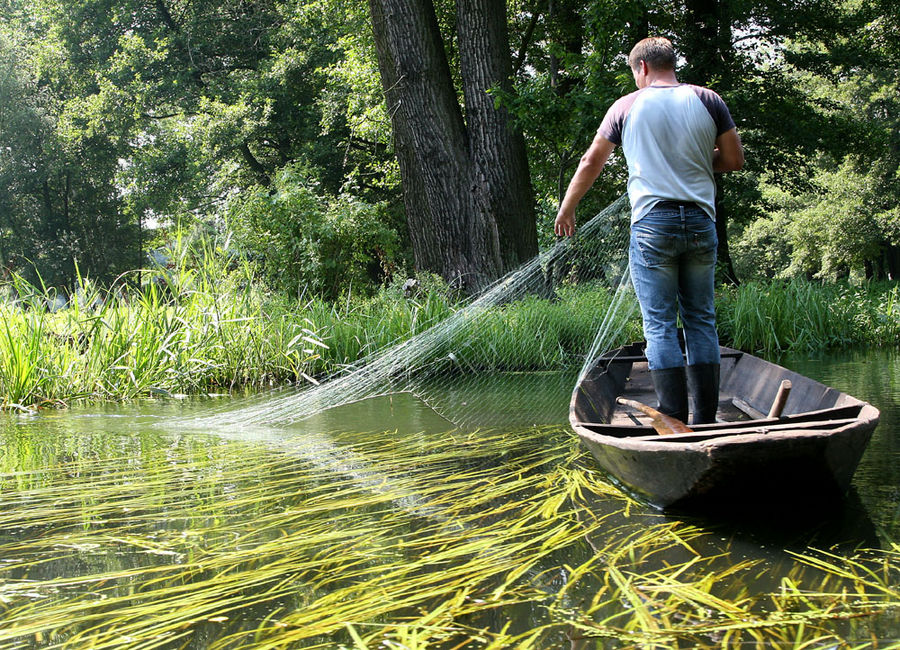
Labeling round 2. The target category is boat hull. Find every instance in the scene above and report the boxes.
[570,343,879,511]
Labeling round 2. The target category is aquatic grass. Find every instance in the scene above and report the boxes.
[0,270,316,407]
[1,421,898,649]
[716,279,900,354]
[0,309,50,409]
[1,234,897,410]
[437,284,641,373]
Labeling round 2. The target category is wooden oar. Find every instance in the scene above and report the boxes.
[616,397,693,435]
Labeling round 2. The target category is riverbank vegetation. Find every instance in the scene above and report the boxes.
[717,280,900,354]
[1,235,896,410]
[0,0,898,410]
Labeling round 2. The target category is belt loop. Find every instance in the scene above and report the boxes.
[679,205,685,223]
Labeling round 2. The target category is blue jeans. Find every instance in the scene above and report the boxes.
[629,205,720,370]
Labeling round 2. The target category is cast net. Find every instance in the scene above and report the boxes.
[183,194,642,431]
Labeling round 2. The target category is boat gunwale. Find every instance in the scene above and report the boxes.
[572,416,877,453]
[570,343,881,453]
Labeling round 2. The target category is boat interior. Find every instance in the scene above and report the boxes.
[571,343,868,440]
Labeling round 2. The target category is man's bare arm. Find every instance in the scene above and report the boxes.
[554,136,616,236]
[713,127,744,173]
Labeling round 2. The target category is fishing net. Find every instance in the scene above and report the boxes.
[184,194,642,431]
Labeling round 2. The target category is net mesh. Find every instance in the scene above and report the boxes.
[182,195,642,431]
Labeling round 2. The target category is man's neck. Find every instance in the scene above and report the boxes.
[647,71,679,87]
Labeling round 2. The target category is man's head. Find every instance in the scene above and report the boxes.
[628,37,677,73]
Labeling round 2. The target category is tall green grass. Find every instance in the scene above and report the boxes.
[716,279,900,354]
[1,236,897,410]
[445,285,642,372]
[0,240,464,409]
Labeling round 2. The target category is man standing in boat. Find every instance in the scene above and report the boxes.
[554,36,744,425]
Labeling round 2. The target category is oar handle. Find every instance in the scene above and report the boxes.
[767,380,792,418]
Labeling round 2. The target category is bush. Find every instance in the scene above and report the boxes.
[731,213,794,282]
[227,165,405,299]
[734,159,900,281]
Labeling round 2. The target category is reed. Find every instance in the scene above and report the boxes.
[0,266,629,409]
[1,238,897,410]
[716,279,900,353]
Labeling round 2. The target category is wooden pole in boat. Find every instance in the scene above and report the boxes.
[616,397,693,435]
[767,380,792,418]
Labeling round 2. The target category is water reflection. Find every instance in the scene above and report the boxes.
[0,348,897,647]
[781,347,900,541]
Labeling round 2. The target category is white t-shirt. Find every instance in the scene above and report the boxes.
[597,84,735,223]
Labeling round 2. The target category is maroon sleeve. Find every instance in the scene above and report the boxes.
[690,86,736,136]
[597,91,640,146]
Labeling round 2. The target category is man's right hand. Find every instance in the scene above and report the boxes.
[553,135,615,238]
[554,211,576,237]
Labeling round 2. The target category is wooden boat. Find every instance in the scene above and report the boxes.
[570,342,880,511]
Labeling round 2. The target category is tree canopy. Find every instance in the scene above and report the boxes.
[0,0,896,293]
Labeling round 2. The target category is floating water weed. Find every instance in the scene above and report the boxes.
[1,418,898,649]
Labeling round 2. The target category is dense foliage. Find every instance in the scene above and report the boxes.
[0,0,897,292]
[0,0,405,293]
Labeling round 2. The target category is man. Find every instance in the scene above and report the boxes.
[554,36,744,425]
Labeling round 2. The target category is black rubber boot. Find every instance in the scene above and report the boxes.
[650,366,689,424]
[687,363,720,425]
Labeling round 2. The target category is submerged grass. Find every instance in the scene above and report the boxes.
[0,420,898,649]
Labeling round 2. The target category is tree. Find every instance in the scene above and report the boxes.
[1,0,404,290]
[368,0,537,292]
[733,0,900,281]
[5,0,895,293]
[733,161,897,281]
[0,23,135,287]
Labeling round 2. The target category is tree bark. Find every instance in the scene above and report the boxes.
[369,0,536,291]
[714,177,739,285]
[884,245,900,281]
[457,0,537,270]
[547,0,582,93]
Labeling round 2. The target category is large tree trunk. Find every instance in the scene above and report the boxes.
[457,0,537,270]
[369,0,536,292]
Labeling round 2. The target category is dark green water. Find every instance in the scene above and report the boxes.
[779,347,900,540]
[1,347,898,647]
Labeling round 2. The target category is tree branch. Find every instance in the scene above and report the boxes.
[513,7,543,76]
[155,0,180,33]
[239,140,271,187]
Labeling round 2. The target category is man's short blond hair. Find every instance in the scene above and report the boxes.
[628,37,677,72]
